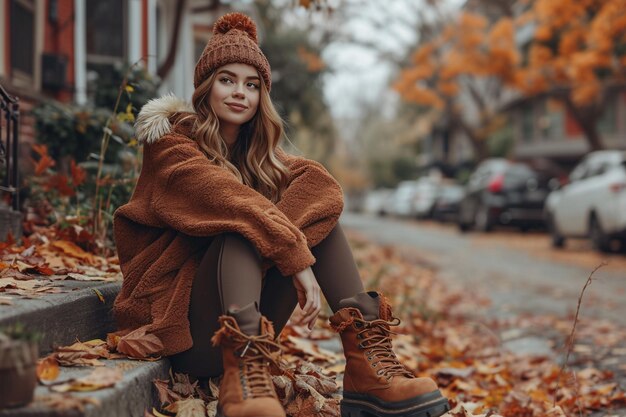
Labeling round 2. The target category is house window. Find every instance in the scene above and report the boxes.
[544,99,564,140]
[86,0,126,61]
[9,0,35,82]
[597,95,617,136]
[85,0,127,104]
[521,104,534,143]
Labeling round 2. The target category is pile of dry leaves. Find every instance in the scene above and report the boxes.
[0,226,121,304]
[137,232,626,416]
[3,227,626,416]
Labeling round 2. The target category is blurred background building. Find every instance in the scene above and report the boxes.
[0,0,242,148]
[1,0,625,191]
[421,0,626,174]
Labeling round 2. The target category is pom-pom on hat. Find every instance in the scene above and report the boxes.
[194,12,271,91]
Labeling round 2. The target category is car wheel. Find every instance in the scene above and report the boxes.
[620,238,626,254]
[458,221,471,233]
[474,204,494,232]
[457,202,472,233]
[547,214,565,248]
[589,215,611,253]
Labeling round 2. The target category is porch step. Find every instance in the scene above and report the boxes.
[0,359,170,417]
[0,280,171,416]
[0,281,121,355]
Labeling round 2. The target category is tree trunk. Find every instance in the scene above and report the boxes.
[562,97,604,151]
[454,115,490,161]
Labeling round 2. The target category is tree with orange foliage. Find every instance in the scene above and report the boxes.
[515,0,626,150]
[397,0,626,156]
[395,11,519,160]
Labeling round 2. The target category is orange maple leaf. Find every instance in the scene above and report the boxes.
[116,326,164,359]
[36,357,60,382]
[70,159,87,187]
[34,154,56,175]
[31,143,49,157]
[44,174,76,197]
[50,240,95,263]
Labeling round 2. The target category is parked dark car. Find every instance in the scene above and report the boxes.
[457,158,552,232]
[432,183,464,222]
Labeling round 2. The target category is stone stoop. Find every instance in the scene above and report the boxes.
[0,281,170,417]
[0,359,170,417]
[0,282,121,354]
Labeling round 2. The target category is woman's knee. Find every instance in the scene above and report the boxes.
[221,233,261,261]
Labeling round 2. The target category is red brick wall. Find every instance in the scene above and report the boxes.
[2,0,77,178]
[43,0,75,103]
[18,98,36,177]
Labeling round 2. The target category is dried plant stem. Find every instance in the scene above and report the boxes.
[91,57,146,237]
[553,262,606,408]
[573,371,583,417]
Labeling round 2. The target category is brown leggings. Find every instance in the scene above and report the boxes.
[169,224,364,377]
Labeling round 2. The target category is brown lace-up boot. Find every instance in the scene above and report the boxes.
[330,292,449,417]
[211,302,285,417]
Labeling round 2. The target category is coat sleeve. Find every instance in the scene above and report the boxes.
[149,136,315,276]
[275,149,344,248]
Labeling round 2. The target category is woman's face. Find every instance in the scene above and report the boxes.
[209,63,261,131]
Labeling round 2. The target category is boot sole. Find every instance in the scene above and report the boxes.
[341,390,450,417]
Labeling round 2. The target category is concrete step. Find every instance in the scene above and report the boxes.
[0,281,122,354]
[1,280,170,416]
[0,358,170,417]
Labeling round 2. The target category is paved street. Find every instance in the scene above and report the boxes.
[340,212,626,325]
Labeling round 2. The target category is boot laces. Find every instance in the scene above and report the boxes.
[223,320,284,398]
[354,317,414,380]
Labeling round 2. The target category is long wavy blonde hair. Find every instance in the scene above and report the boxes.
[186,70,290,203]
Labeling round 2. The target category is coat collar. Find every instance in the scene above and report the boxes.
[135,93,195,144]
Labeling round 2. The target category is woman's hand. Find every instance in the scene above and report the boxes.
[292,267,321,330]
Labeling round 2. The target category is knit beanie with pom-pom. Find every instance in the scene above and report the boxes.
[193,12,271,91]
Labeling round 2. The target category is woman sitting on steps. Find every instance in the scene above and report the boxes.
[111,12,450,417]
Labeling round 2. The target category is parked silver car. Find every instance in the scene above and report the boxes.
[413,177,440,218]
[362,188,395,216]
[386,178,443,218]
[545,150,626,252]
[389,180,421,217]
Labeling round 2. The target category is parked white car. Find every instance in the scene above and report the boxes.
[390,181,420,217]
[545,150,626,252]
[413,177,440,218]
[362,188,395,216]
[387,178,443,218]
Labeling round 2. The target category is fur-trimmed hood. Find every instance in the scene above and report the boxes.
[135,94,194,145]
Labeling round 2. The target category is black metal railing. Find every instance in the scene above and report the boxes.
[0,84,20,211]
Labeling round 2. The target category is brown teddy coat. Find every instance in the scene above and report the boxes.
[111,94,344,356]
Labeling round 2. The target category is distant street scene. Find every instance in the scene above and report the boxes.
[341,212,626,325]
